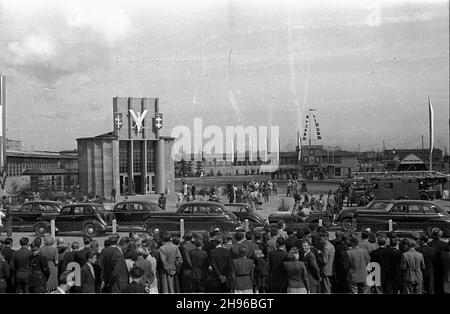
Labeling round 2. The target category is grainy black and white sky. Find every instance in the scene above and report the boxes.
[0,0,448,152]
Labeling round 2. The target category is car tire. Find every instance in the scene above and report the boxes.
[34,223,49,236]
[83,222,99,237]
[420,193,430,200]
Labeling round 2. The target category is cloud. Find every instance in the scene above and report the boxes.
[8,34,57,65]
[66,1,133,45]
[1,0,133,83]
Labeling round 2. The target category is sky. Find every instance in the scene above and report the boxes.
[0,0,448,153]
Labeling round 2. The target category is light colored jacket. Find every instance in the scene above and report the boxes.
[321,241,335,277]
[401,248,425,284]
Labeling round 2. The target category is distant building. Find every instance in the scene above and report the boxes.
[6,139,22,151]
[299,145,358,179]
[77,97,175,199]
[382,148,443,171]
[5,149,78,193]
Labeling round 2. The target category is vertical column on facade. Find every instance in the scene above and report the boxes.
[155,138,165,194]
[128,140,134,195]
[142,140,147,194]
[112,140,120,199]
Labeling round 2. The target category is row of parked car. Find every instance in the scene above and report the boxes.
[5,199,450,238]
[7,200,267,237]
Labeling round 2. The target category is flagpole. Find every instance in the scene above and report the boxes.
[429,96,433,173]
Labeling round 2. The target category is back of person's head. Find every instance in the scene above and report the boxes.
[184,234,193,242]
[389,238,398,248]
[209,230,217,238]
[104,239,111,248]
[377,237,386,247]
[19,237,29,246]
[163,234,172,243]
[308,222,317,232]
[213,236,222,246]
[317,226,326,233]
[71,241,80,251]
[277,221,284,230]
[361,231,369,240]
[269,227,278,237]
[286,228,294,236]
[4,237,13,246]
[234,232,244,242]
[193,240,202,249]
[349,237,359,248]
[276,237,285,248]
[245,232,254,241]
[226,234,234,242]
[407,239,417,249]
[33,237,42,248]
[129,266,144,279]
[109,234,119,246]
[172,236,181,246]
[125,248,139,261]
[83,236,93,246]
[420,234,429,244]
[254,232,262,241]
[238,245,248,257]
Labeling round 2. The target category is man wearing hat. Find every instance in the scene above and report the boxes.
[430,228,447,294]
[417,234,436,294]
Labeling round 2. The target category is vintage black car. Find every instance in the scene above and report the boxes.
[10,201,62,233]
[224,203,267,230]
[51,203,113,237]
[268,207,332,229]
[111,200,162,231]
[144,201,244,233]
[340,200,450,236]
[335,200,392,228]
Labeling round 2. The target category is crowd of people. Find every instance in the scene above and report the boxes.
[176,179,277,211]
[1,222,449,294]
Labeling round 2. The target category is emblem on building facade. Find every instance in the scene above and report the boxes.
[114,112,123,129]
[129,109,148,133]
[155,113,163,129]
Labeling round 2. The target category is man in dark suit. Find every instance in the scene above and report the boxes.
[9,237,32,293]
[429,228,447,294]
[209,238,231,292]
[111,237,130,293]
[1,238,15,293]
[75,236,93,267]
[99,235,119,293]
[332,232,349,293]
[179,234,196,292]
[268,237,288,293]
[80,250,97,293]
[416,234,435,294]
[371,237,395,293]
[301,239,321,293]
[285,228,297,252]
[189,240,210,292]
[61,241,80,275]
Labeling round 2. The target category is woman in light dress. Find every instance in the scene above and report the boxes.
[40,234,59,292]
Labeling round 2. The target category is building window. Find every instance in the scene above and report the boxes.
[309,149,314,156]
[315,157,320,164]
[146,141,156,172]
[119,141,129,173]
[303,157,309,163]
[133,141,142,173]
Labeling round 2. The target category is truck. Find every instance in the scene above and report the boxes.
[342,171,448,201]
